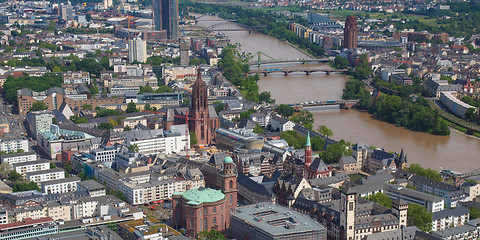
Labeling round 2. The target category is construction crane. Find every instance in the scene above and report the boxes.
[143,110,204,159]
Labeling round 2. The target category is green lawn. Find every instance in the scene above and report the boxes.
[348,173,367,182]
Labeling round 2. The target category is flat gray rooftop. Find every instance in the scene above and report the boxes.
[231,203,325,236]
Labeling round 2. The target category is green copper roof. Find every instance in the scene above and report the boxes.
[182,188,225,205]
[224,156,234,164]
[306,132,311,146]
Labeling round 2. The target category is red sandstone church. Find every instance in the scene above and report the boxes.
[161,69,220,146]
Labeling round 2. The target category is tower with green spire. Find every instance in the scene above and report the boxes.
[305,132,312,169]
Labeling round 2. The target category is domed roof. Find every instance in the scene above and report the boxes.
[224,156,234,164]
[179,187,225,205]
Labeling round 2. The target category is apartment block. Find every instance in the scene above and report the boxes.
[12,160,50,176]
[41,177,81,194]
[0,152,37,165]
[25,168,65,183]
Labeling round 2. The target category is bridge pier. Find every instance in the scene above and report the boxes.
[263,72,268,76]
[305,71,310,76]
[326,71,331,75]
[284,72,288,76]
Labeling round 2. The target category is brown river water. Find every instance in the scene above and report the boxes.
[195,14,480,173]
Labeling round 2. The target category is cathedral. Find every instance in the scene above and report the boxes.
[162,69,220,146]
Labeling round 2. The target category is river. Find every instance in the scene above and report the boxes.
[195,14,480,173]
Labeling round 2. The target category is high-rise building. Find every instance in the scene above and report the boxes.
[128,38,147,63]
[179,42,189,66]
[60,5,74,21]
[152,0,179,39]
[344,15,358,49]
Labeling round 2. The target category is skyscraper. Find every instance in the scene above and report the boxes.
[128,38,147,63]
[344,15,358,49]
[152,0,179,40]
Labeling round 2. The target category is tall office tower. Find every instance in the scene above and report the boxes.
[152,0,179,39]
[128,38,147,63]
[60,5,74,21]
[179,42,189,66]
[344,15,358,49]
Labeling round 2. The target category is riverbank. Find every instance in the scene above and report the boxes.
[195,11,480,173]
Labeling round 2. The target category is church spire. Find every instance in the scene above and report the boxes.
[306,132,311,147]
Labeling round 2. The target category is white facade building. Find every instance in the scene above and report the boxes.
[12,160,50,176]
[0,138,29,154]
[26,168,65,183]
[0,152,37,164]
[41,177,80,194]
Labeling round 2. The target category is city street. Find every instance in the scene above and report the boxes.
[0,96,26,139]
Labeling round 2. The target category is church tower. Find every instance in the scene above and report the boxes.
[190,69,211,146]
[340,189,356,240]
[304,132,312,177]
[220,156,237,229]
[305,132,312,167]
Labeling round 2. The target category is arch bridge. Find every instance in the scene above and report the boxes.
[247,68,347,76]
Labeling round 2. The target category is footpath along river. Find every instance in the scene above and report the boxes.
[195,14,480,173]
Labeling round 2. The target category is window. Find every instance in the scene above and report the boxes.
[229,180,233,189]
[213,207,216,213]
[204,218,207,231]
[204,208,207,214]
[213,217,216,225]
[229,195,233,204]
[190,219,194,228]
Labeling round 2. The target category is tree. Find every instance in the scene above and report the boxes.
[52,66,61,72]
[366,192,392,208]
[290,110,314,129]
[50,162,56,169]
[215,103,225,114]
[98,122,114,130]
[318,125,333,139]
[126,102,139,113]
[253,124,266,134]
[470,207,480,220]
[333,56,349,69]
[124,126,131,131]
[259,91,275,104]
[354,54,373,80]
[7,171,22,182]
[190,131,198,147]
[29,101,48,111]
[0,162,12,178]
[81,104,93,110]
[321,140,352,163]
[406,164,443,182]
[465,108,477,122]
[408,204,432,232]
[197,229,225,240]
[70,116,88,124]
[128,144,139,153]
[240,109,256,119]
[311,135,325,151]
[277,104,294,117]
